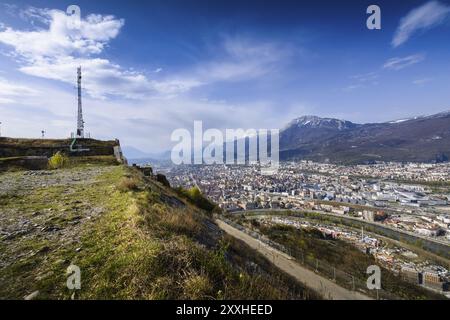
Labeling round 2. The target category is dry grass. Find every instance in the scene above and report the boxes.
[117,176,141,192]
[159,207,203,236]
[182,272,213,299]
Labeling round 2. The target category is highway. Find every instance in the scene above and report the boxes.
[215,219,372,300]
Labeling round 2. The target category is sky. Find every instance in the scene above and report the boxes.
[0,0,449,153]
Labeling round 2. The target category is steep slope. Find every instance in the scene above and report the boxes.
[280,111,450,164]
[0,164,318,299]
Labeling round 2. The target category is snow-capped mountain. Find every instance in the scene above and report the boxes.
[279,111,450,164]
[284,115,358,131]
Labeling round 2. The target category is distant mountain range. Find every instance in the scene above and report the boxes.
[124,110,450,164]
[280,111,450,164]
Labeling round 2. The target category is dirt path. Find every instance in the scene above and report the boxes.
[216,219,372,300]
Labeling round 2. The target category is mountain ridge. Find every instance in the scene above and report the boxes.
[280,110,450,164]
[125,110,450,164]
[283,115,359,130]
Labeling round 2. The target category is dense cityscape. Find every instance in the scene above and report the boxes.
[161,161,450,296]
[165,161,450,242]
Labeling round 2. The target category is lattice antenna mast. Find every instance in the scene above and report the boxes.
[76,66,85,138]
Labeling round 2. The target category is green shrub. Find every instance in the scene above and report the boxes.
[48,152,69,169]
[175,186,219,214]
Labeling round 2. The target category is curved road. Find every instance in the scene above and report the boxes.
[216,219,371,300]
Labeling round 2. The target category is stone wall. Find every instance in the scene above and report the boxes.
[0,156,48,172]
[0,137,120,158]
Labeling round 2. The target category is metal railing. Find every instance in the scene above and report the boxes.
[218,216,400,300]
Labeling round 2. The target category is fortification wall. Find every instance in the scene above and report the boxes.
[0,137,120,158]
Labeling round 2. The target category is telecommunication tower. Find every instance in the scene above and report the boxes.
[76,67,85,138]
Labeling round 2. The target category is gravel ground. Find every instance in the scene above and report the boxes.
[0,167,114,272]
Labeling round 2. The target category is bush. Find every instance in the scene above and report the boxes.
[175,187,218,214]
[156,174,170,187]
[48,152,70,169]
[117,176,140,192]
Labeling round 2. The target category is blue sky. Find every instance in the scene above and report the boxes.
[0,0,449,152]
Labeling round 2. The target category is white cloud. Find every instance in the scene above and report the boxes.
[342,84,364,92]
[0,7,207,99]
[383,54,425,70]
[0,8,170,99]
[0,79,305,151]
[350,72,379,83]
[154,37,291,95]
[413,77,433,85]
[1,3,19,18]
[0,8,288,100]
[342,72,379,92]
[0,6,301,150]
[392,1,450,47]
[0,8,124,58]
[0,78,38,104]
[197,37,290,82]
[17,55,202,99]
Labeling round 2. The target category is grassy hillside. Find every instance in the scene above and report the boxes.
[0,164,319,300]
